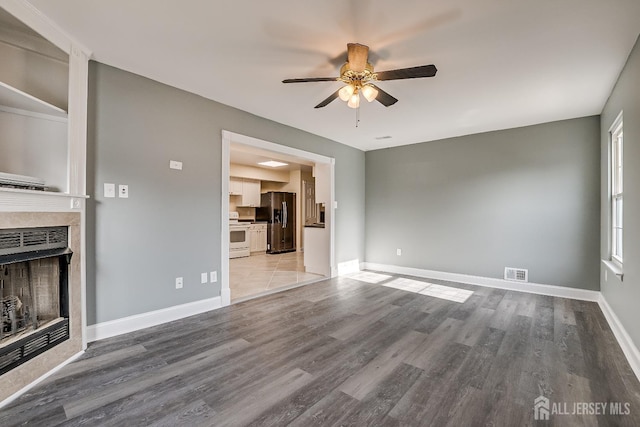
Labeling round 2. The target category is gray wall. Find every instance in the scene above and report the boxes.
[600,36,640,347]
[87,62,365,325]
[365,116,601,290]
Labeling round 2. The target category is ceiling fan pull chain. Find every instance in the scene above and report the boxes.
[355,105,360,128]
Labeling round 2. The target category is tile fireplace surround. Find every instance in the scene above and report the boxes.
[0,212,82,402]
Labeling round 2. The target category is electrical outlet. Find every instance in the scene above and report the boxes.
[169,160,183,170]
[210,271,217,283]
[175,277,183,289]
[201,272,208,284]
[397,248,402,256]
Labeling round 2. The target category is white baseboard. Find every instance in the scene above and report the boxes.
[597,294,640,381]
[86,296,222,342]
[0,350,84,409]
[338,259,361,276]
[362,263,600,302]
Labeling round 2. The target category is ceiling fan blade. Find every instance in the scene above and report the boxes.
[375,64,437,81]
[371,84,398,107]
[347,43,369,72]
[314,90,340,108]
[283,77,338,83]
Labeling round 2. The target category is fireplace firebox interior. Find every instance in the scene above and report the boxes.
[0,227,72,375]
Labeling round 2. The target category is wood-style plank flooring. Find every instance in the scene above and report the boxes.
[2,271,640,426]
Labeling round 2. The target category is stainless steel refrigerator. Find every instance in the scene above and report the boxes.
[256,192,296,254]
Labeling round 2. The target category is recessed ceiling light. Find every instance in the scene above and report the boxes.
[258,160,288,168]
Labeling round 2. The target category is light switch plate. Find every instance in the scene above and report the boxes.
[104,183,115,198]
[118,184,129,198]
[176,277,183,289]
[210,271,217,283]
[201,272,208,284]
[169,160,183,170]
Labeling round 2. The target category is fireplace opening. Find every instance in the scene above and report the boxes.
[0,227,72,375]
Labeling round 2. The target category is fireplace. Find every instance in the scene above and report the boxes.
[0,213,81,403]
[0,227,72,376]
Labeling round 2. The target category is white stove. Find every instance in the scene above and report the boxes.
[229,211,250,258]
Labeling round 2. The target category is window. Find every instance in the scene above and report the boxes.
[610,113,623,265]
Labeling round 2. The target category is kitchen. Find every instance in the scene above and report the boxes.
[228,142,328,301]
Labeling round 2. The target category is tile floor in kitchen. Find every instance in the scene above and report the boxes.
[230,251,324,302]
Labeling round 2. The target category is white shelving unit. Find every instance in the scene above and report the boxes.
[0,81,68,118]
[0,1,90,203]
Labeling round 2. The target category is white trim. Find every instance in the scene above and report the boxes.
[67,45,89,197]
[598,294,640,381]
[223,130,334,164]
[0,0,92,56]
[0,350,84,409]
[329,158,337,278]
[86,297,222,342]
[221,132,231,307]
[362,263,600,302]
[338,259,361,276]
[220,287,231,307]
[602,259,624,281]
[221,130,336,303]
[0,188,89,212]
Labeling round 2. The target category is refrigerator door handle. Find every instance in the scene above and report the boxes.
[283,201,287,228]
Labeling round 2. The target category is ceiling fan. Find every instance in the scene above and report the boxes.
[283,43,437,109]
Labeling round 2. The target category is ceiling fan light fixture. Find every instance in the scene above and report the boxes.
[347,92,360,109]
[338,84,355,101]
[361,84,379,102]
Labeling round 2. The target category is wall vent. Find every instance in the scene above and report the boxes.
[504,267,528,282]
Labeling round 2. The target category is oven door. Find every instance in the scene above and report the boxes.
[229,225,250,258]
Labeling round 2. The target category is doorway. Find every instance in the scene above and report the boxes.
[221,131,335,305]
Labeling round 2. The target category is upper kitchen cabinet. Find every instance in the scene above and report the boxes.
[229,177,243,195]
[0,3,89,201]
[230,177,261,207]
[240,179,260,207]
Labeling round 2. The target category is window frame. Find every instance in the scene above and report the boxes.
[610,112,623,266]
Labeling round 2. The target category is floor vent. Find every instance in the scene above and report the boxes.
[504,267,528,282]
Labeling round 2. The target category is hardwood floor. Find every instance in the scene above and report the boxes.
[2,272,640,426]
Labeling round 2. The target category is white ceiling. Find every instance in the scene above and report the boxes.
[25,0,640,151]
[230,142,314,172]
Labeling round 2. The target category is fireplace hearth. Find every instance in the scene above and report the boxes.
[0,227,72,375]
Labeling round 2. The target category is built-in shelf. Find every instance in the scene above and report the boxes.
[0,80,67,118]
[0,187,87,198]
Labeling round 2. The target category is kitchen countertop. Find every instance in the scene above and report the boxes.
[304,223,325,228]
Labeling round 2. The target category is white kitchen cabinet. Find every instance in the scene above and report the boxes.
[229,177,243,195]
[250,223,267,253]
[229,178,261,207]
[240,179,261,207]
